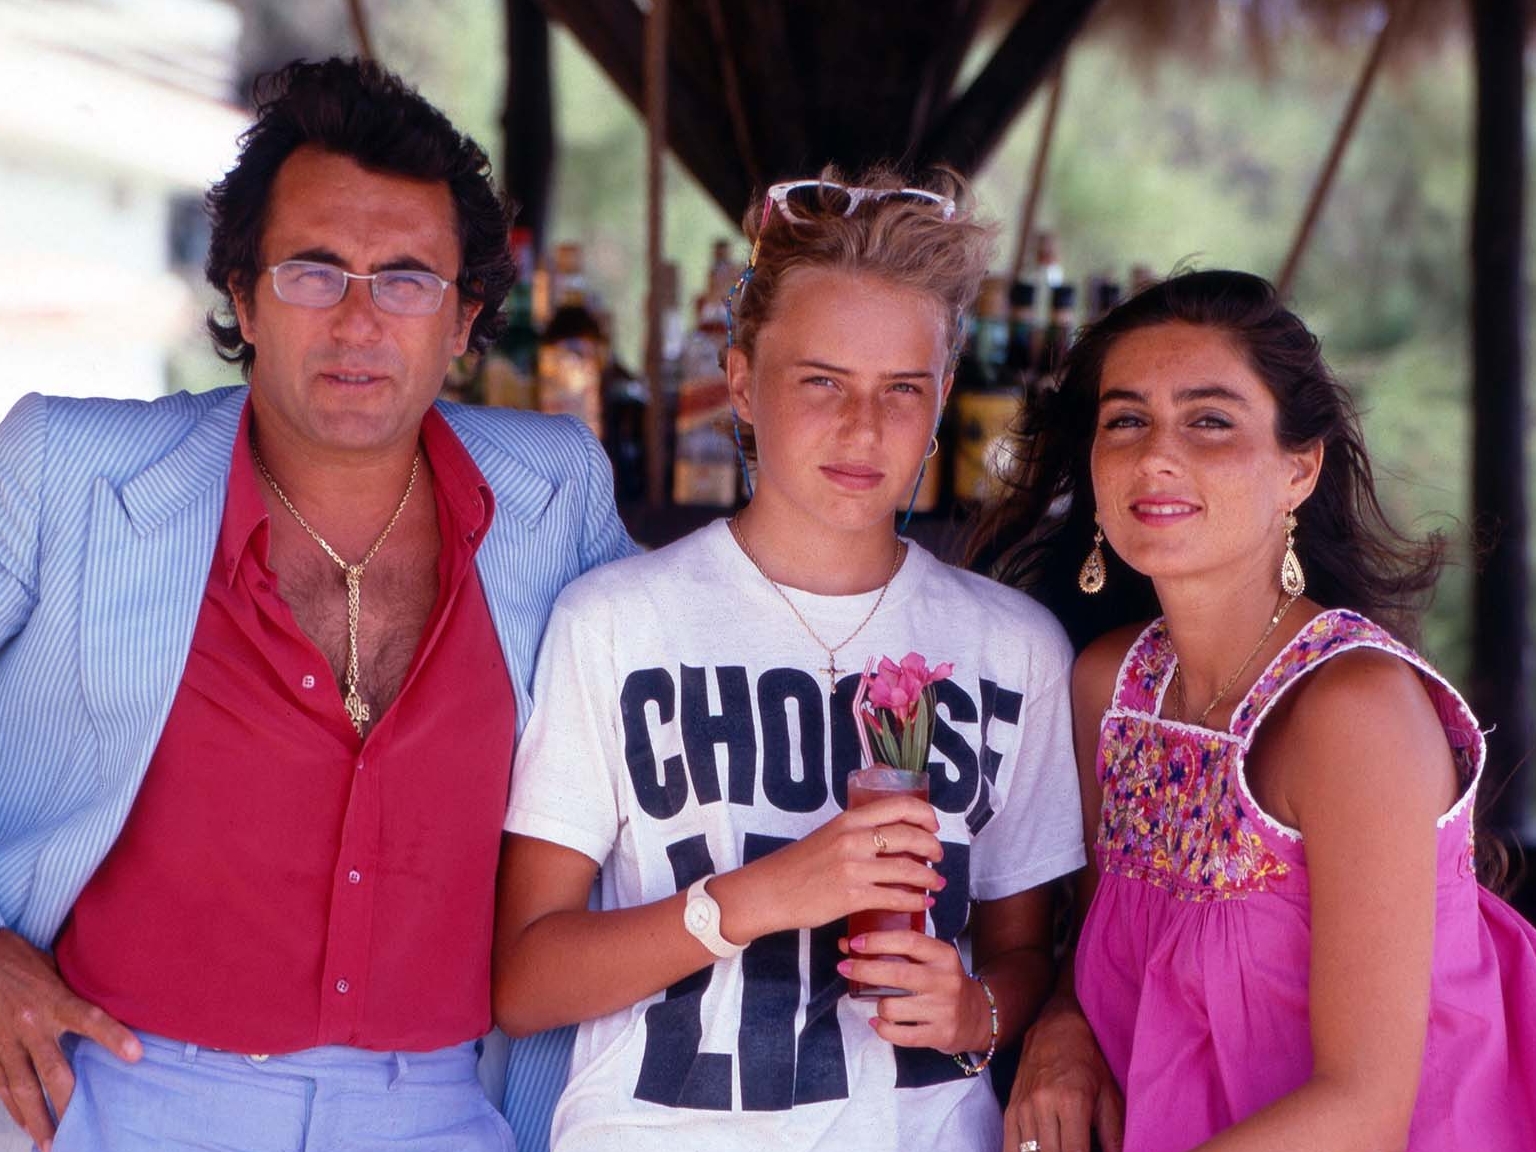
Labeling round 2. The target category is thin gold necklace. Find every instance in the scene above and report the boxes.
[253,447,421,735]
[728,516,903,694]
[1171,589,1300,728]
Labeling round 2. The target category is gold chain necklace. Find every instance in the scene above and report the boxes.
[729,517,903,694]
[253,448,421,735]
[1171,589,1300,728]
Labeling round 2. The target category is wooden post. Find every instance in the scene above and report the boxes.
[643,0,669,508]
[1276,3,1401,298]
[1469,0,1532,856]
[502,0,553,254]
[1009,65,1065,284]
[344,0,375,60]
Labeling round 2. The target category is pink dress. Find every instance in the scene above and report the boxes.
[1075,609,1536,1151]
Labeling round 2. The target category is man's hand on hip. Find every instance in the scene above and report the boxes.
[0,929,140,1150]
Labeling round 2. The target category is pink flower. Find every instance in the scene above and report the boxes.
[853,652,953,774]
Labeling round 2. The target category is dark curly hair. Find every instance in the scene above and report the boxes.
[966,269,1445,650]
[204,57,515,375]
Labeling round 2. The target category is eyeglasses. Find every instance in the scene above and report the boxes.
[266,260,455,316]
[763,180,957,225]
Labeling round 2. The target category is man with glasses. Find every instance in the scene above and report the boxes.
[0,57,630,1150]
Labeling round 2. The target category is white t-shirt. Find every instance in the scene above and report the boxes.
[506,519,1084,1152]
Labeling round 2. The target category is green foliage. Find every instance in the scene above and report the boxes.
[974,26,1536,683]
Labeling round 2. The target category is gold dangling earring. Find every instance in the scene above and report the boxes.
[1280,511,1306,596]
[1078,523,1107,595]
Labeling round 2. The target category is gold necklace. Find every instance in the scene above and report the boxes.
[1171,590,1300,728]
[253,448,421,735]
[729,517,903,694]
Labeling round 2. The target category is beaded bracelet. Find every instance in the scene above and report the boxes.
[952,973,998,1076]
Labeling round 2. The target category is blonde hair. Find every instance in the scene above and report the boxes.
[730,164,997,366]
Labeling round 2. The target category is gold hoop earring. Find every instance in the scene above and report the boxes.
[1280,511,1306,596]
[924,435,939,461]
[1078,524,1107,595]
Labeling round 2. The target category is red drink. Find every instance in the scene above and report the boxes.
[845,765,930,1000]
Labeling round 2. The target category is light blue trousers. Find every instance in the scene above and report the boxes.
[49,1031,513,1152]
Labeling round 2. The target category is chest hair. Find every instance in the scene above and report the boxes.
[268,505,442,728]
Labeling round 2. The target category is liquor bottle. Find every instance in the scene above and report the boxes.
[953,277,1023,505]
[536,241,605,436]
[1093,278,1123,322]
[551,241,587,308]
[1005,280,1040,394]
[1031,230,1065,319]
[708,238,737,289]
[479,226,539,409]
[1038,283,1078,385]
[971,276,1011,387]
[604,359,647,502]
[671,265,738,507]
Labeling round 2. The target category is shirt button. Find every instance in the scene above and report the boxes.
[347,869,362,884]
[355,758,365,772]
[335,979,350,995]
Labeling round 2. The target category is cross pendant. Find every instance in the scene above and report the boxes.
[820,656,840,694]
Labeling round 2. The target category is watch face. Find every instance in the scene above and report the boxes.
[685,900,712,933]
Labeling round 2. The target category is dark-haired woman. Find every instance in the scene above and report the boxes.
[971,270,1536,1152]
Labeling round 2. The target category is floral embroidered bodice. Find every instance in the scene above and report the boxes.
[1095,608,1482,901]
[1073,609,1536,1152]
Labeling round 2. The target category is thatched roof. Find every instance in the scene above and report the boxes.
[1078,0,1484,75]
[540,0,1096,220]
[539,0,1525,223]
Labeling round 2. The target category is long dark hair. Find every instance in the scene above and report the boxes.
[966,269,1444,650]
[204,57,515,375]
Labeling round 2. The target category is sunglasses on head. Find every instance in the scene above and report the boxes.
[728,178,958,353]
[762,180,958,227]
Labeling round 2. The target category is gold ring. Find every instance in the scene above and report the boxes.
[872,828,889,854]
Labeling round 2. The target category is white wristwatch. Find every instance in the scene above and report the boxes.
[683,875,746,958]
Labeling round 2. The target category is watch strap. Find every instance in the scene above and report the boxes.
[684,875,746,958]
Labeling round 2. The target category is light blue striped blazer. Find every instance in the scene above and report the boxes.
[0,385,634,946]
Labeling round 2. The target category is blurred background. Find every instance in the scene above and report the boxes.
[0,5,1529,1147]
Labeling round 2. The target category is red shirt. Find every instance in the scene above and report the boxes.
[57,405,516,1053]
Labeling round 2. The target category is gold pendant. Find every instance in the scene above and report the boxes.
[1280,547,1306,597]
[344,690,370,735]
[1078,547,1106,595]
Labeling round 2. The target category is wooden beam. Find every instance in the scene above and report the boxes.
[704,0,806,184]
[345,0,376,60]
[502,0,554,253]
[905,0,988,156]
[1468,0,1532,845]
[916,0,1100,175]
[702,0,761,189]
[1009,63,1065,283]
[537,0,751,218]
[1276,3,1401,297]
